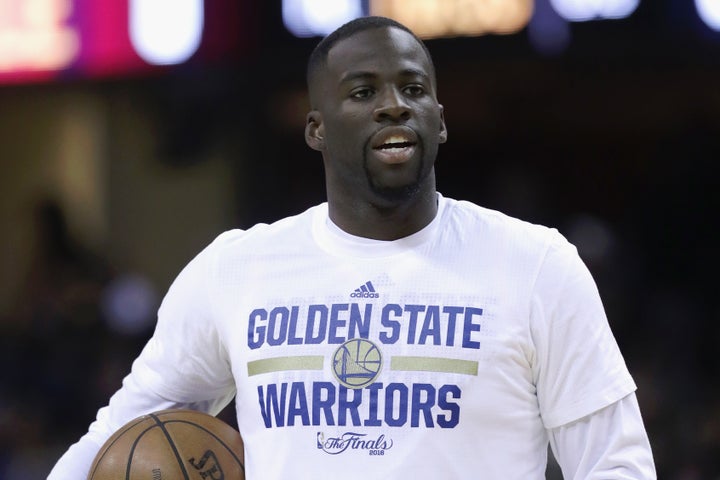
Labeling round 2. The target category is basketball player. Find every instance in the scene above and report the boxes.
[49,16,656,479]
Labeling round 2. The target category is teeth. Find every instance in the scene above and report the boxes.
[379,135,412,149]
[384,135,409,145]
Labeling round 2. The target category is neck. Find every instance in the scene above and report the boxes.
[328,188,438,241]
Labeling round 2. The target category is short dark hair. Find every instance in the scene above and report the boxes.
[306,16,436,91]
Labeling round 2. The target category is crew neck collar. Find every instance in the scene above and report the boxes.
[312,193,447,258]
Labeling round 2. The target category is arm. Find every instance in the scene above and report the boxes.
[549,392,656,479]
[529,231,656,477]
[47,233,237,479]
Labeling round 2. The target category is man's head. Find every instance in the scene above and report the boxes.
[304,16,447,213]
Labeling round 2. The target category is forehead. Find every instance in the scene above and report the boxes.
[325,27,432,81]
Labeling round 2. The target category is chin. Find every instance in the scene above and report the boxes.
[370,181,422,205]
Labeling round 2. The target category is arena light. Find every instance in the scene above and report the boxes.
[129,0,204,65]
[283,0,364,38]
[695,0,720,31]
[0,0,79,73]
[549,0,640,22]
[370,0,533,38]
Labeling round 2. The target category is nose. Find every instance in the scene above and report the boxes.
[373,87,410,122]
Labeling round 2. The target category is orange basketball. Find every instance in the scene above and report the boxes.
[87,409,245,480]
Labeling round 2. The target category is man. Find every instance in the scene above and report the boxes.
[49,16,656,479]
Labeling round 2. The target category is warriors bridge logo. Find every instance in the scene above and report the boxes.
[332,338,382,389]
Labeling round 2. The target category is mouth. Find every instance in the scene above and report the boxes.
[371,128,418,164]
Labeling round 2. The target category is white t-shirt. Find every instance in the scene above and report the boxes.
[49,195,650,479]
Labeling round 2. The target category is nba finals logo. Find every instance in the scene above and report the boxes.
[332,338,382,388]
[317,431,394,456]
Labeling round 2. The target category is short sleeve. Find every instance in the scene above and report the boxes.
[530,232,636,428]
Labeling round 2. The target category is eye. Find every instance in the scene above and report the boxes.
[403,84,425,96]
[350,87,374,99]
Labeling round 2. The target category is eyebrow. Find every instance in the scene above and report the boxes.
[339,71,377,84]
[339,68,431,85]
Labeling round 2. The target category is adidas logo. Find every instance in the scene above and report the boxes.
[350,281,379,298]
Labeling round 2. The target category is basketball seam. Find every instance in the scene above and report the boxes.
[125,423,172,480]
[149,413,192,480]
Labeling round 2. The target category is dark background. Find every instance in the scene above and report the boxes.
[0,1,718,478]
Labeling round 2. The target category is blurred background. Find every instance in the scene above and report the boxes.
[0,0,718,478]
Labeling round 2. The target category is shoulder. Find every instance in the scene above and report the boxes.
[440,195,569,254]
[203,204,324,259]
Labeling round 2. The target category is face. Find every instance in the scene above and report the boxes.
[306,27,447,208]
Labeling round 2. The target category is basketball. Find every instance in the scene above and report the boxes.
[87,409,245,480]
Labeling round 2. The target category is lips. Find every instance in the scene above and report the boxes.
[370,126,418,164]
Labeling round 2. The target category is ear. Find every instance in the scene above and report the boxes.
[305,110,325,151]
[438,104,448,144]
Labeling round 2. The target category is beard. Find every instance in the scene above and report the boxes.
[363,137,433,204]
